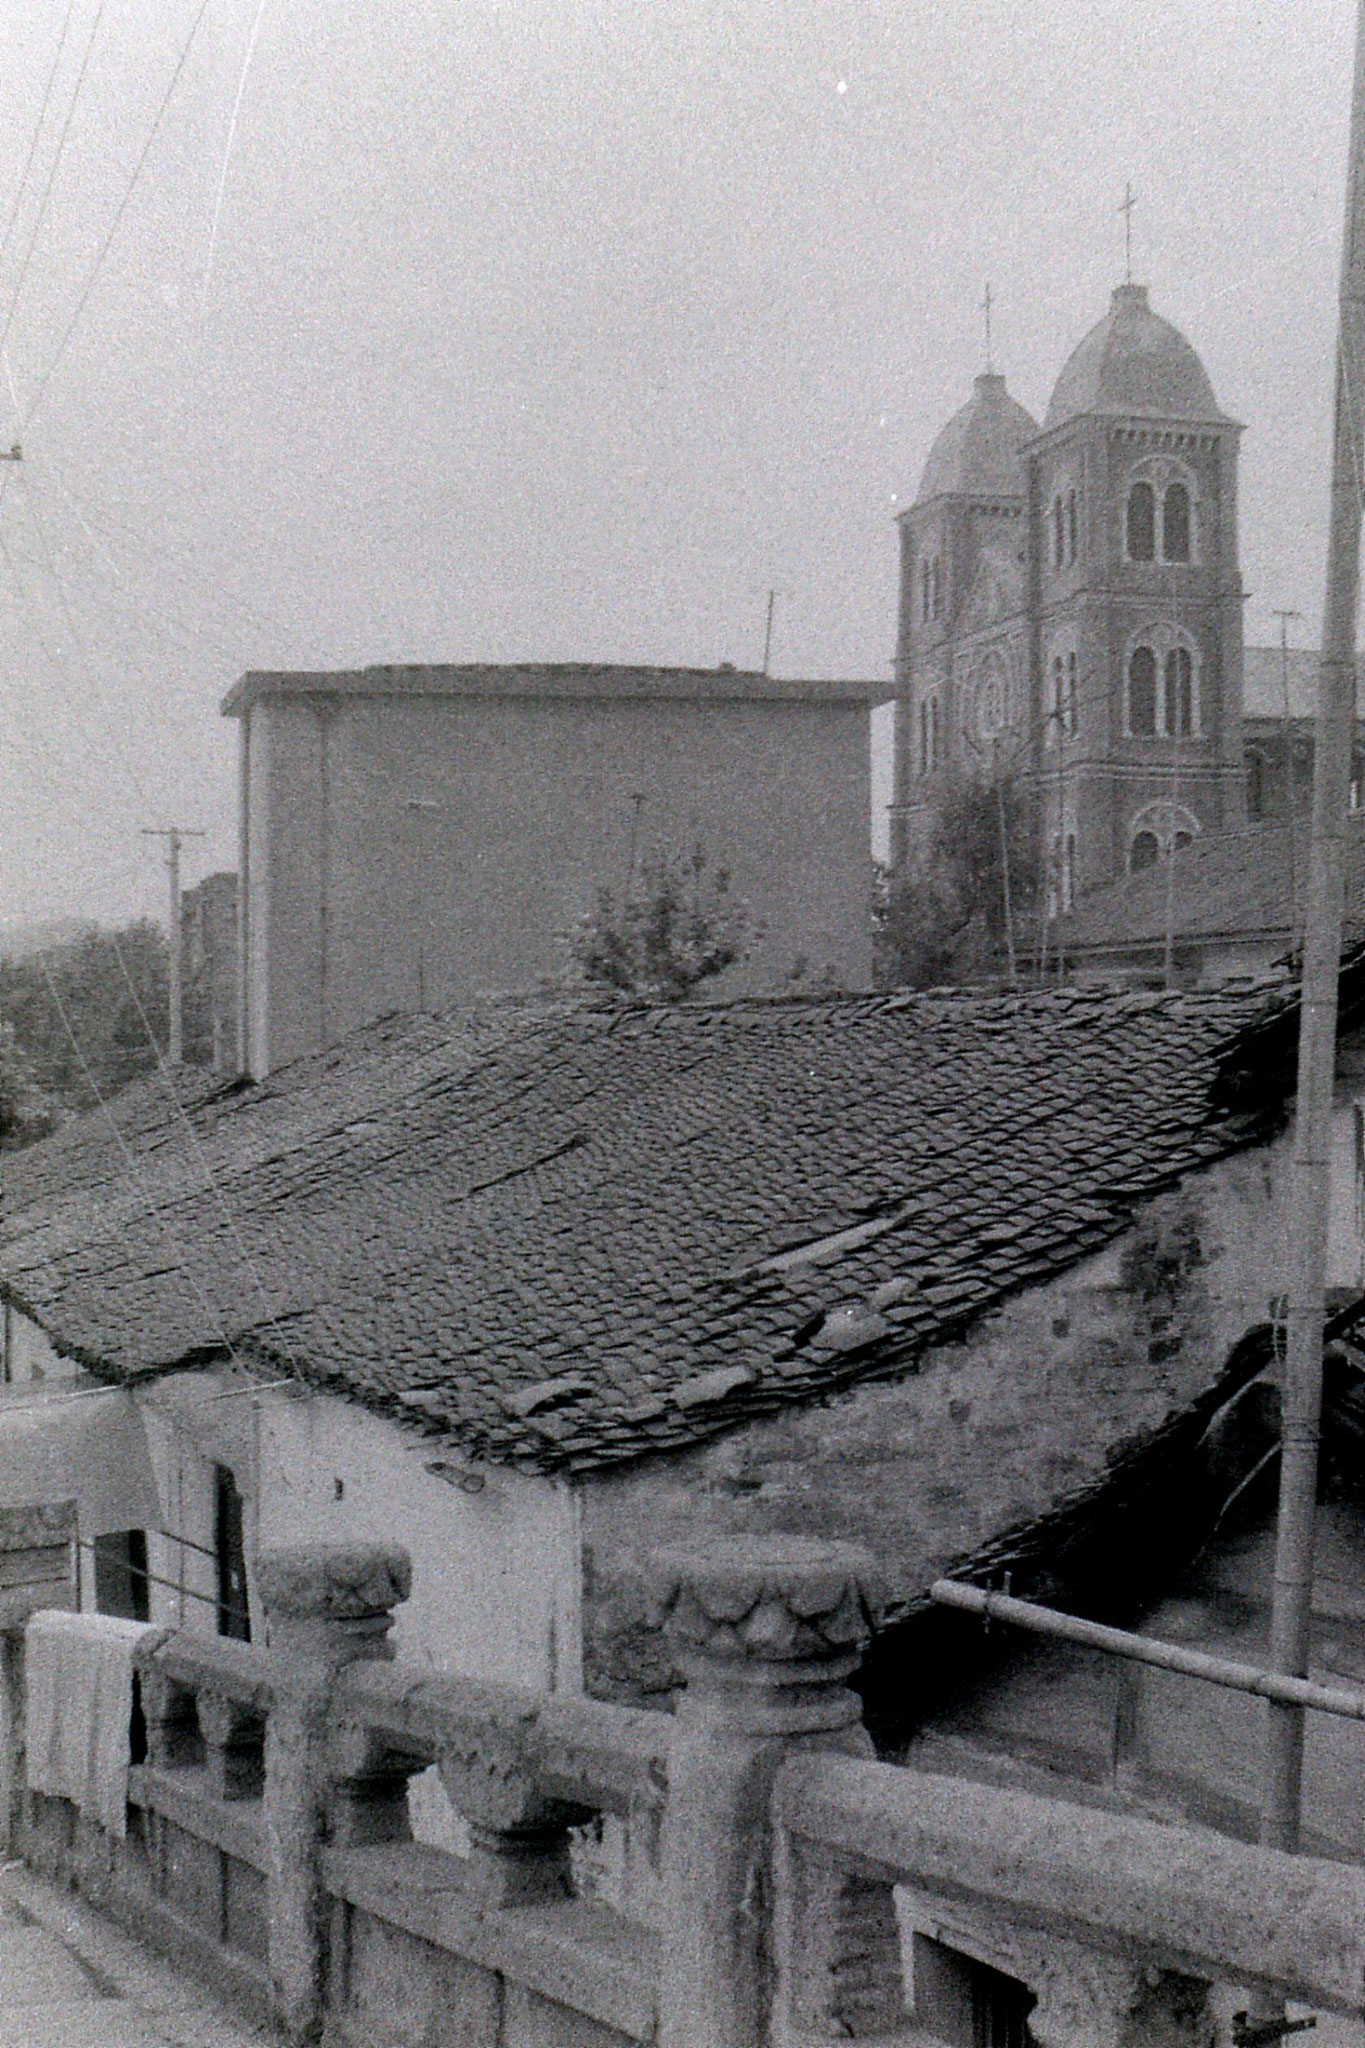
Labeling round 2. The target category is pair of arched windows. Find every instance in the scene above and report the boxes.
[1128,643,1195,738]
[1049,652,1078,739]
[1126,479,1192,564]
[1051,488,1078,569]
[918,694,941,775]
[1129,802,1198,874]
[919,553,944,622]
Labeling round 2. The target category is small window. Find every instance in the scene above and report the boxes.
[1127,480,1156,562]
[1066,487,1078,564]
[1052,495,1065,569]
[215,1463,251,1642]
[94,1530,149,1624]
[1129,645,1158,735]
[1247,748,1268,819]
[930,556,943,619]
[1162,481,1191,563]
[1131,830,1160,873]
[1063,832,1077,912]
[1066,651,1078,734]
[1164,646,1194,736]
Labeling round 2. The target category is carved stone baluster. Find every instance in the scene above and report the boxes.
[329,1716,427,1849]
[137,1662,201,1770]
[438,1713,593,1906]
[648,1535,905,2048]
[257,1543,411,2045]
[197,1690,265,1801]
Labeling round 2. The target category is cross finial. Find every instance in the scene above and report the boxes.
[1119,182,1137,283]
[983,281,994,372]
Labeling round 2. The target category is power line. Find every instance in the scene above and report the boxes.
[0,0,77,280]
[22,0,212,433]
[0,2,104,367]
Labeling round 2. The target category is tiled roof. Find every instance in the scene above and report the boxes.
[0,982,1312,1476]
[1060,819,1365,958]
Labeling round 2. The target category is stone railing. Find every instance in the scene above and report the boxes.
[7,1531,1365,2047]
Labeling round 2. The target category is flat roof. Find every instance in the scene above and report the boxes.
[222,662,893,718]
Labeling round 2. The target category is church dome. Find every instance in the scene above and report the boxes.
[915,371,1039,505]
[1045,283,1226,430]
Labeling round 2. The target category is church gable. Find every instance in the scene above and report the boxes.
[957,543,1025,637]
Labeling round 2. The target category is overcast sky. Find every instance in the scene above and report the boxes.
[0,0,1355,926]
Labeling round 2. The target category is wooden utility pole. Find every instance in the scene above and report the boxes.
[1274,607,1305,949]
[143,827,205,1064]
[1260,0,1365,1865]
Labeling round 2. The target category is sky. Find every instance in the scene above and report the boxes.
[0,0,1355,925]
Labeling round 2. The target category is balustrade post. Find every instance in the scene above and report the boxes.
[257,1543,411,2045]
[649,1535,900,2048]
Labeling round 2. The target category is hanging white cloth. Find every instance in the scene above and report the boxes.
[24,1608,152,1836]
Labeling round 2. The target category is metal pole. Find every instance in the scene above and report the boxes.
[167,830,182,1065]
[1261,0,1365,1860]
[1275,608,1304,950]
[993,740,1017,984]
[762,589,776,678]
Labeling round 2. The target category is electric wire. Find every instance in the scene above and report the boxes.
[199,0,270,323]
[0,2,104,367]
[22,0,213,434]
[0,0,77,281]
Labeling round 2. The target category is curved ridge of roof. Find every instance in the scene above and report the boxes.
[1045,284,1227,430]
[916,372,1039,505]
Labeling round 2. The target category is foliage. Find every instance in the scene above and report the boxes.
[0,921,169,1124]
[567,843,756,1002]
[875,774,1041,989]
[0,1023,57,1151]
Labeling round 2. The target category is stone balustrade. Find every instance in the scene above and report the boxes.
[2,1530,1364,2047]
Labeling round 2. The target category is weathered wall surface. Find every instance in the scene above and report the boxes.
[580,1132,1313,1709]
[241,687,873,1073]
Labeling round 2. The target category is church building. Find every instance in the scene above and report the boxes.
[889,283,1249,909]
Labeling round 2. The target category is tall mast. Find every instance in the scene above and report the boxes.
[1260,0,1365,1858]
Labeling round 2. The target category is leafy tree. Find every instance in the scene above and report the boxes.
[568,843,756,1002]
[875,774,1041,989]
[0,1024,57,1150]
[0,921,169,1119]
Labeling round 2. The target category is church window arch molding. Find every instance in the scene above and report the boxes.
[1124,623,1201,739]
[1124,455,1199,567]
[919,545,945,623]
[1127,800,1200,874]
[1050,475,1080,570]
[1045,633,1079,742]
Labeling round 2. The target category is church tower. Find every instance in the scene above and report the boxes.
[891,284,1245,913]
[1029,282,1244,905]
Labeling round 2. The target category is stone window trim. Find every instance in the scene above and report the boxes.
[1045,639,1079,743]
[1050,478,1080,571]
[1124,624,1201,740]
[963,649,1018,751]
[1124,455,1199,567]
[918,691,943,776]
[1127,799,1200,873]
[919,551,945,623]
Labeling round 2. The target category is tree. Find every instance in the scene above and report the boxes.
[0,1024,57,1151]
[0,921,169,1118]
[567,843,756,1002]
[875,774,1040,989]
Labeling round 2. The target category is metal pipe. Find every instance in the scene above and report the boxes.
[1262,0,1365,1861]
[929,1581,1365,1722]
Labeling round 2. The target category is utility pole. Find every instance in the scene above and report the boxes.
[142,827,205,1064]
[762,590,777,678]
[1273,608,1305,951]
[1260,0,1365,1877]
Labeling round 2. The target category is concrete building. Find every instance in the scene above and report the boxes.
[180,871,238,1072]
[225,662,886,1077]
[891,282,1250,906]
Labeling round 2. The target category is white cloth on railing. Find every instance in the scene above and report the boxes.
[24,1609,152,1836]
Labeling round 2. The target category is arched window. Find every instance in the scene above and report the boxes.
[1131,831,1160,873]
[930,556,942,619]
[1127,481,1156,562]
[920,561,930,622]
[1162,481,1191,563]
[1062,832,1077,912]
[1129,645,1158,735]
[929,694,940,766]
[1164,646,1194,737]
[1247,747,1268,819]
[1052,495,1065,569]
[1066,651,1078,734]
[1066,489,1078,564]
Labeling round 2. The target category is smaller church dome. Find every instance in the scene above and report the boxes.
[915,372,1039,505]
[1045,283,1227,430]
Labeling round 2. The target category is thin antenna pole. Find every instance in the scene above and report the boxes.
[983,282,994,373]
[994,741,1016,983]
[762,589,777,678]
[1260,0,1365,1871]
[1274,607,1304,951]
[142,827,205,1063]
